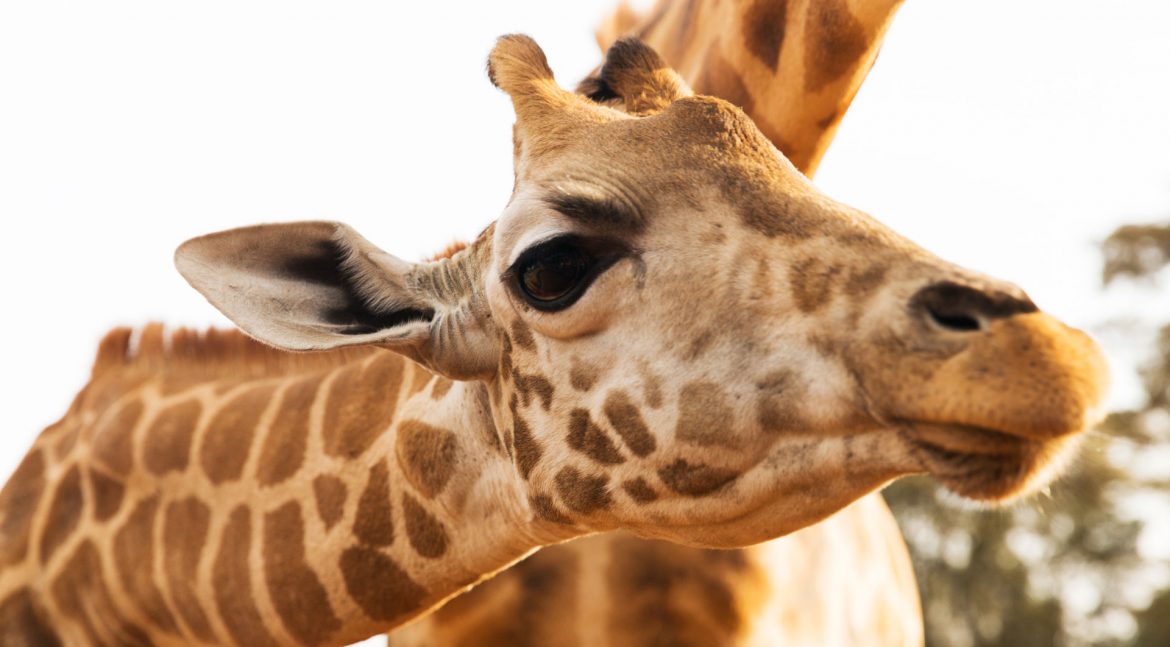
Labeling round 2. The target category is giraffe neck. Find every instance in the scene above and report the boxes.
[0,329,559,647]
[602,0,905,176]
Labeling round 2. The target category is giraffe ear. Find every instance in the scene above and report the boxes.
[578,37,692,114]
[175,221,436,352]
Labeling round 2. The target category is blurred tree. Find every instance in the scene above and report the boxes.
[884,221,1170,647]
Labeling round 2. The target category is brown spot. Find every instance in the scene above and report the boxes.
[743,0,788,71]
[658,459,738,497]
[51,541,151,646]
[510,320,536,351]
[39,465,83,565]
[843,263,890,298]
[804,0,870,92]
[323,354,404,459]
[396,419,459,498]
[0,588,62,647]
[263,501,342,646]
[530,494,573,525]
[212,506,280,647]
[143,399,201,475]
[684,330,716,360]
[256,375,321,487]
[639,364,664,409]
[113,496,180,635]
[604,390,657,457]
[622,477,660,504]
[353,460,394,546]
[696,45,754,114]
[340,546,427,622]
[567,409,625,465]
[756,370,802,432]
[312,475,347,531]
[88,468,125,522]
[676,382,736,447]
[554,467,612,514]
[789,257,842,313]
[160,496,216,641]
[511,395,543,480]
[92,398,142,476]
[606,536,746,644]
[431,377,454,400]
[816,106,841,130]
[513,370,555,411]
[402,494,449,558]
[201,384,276,484]
[569,358,599,392]
[499,335,514,379]
[0,449,45,567]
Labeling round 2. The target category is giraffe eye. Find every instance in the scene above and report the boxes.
[509,236,626,311]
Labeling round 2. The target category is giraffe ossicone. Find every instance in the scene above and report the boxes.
[1,34,1107,646]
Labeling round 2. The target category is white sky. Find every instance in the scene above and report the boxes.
[1,0,1168,551]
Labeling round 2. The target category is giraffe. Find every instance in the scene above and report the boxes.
[395,1,922,644]
[0,34,1107,646]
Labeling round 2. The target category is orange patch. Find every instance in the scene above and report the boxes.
[263,501,342,646]
[353,460,394,547]
[160,496,216,641]
[396,420,460,499]
[322,354,404,459]
[212,506,280,647]
[312,475,347,531]
[603,391,657,457]
[143,399,202,476]
[38,465,83,566]
[568,409,625,465]
[87,468,125,522]
[256,375,321,487]
[340,545,427,622]
[0,449,45,567]
[554,467,613,514]
[200,384,277,485]
[113,496,180,635]
[51,540,151,645]
[403,494,450,558]
[658,459,739,497]
[91,398,142,476]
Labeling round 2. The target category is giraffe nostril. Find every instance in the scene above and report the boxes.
[911,280,1037,334]
[925,306,982,332]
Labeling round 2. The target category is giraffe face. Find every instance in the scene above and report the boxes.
[176,36,1108,548]
[477,36,1109,544]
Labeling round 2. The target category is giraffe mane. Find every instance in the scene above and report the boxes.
[90,324,381,380]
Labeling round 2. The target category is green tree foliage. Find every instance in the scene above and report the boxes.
[884,221,1170,647]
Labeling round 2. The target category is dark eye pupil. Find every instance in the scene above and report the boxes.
[521,248,589,301]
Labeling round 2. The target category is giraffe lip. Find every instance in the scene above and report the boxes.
[899,422,1071,501]
[903,421,1031,458]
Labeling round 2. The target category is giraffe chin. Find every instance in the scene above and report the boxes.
[902,422,1083,503]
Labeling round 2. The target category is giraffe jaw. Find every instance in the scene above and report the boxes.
[901,422,1083,502]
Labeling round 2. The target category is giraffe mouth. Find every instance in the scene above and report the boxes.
[900,422,1077,501]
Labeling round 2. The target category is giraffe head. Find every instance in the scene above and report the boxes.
[176,36,1107,548]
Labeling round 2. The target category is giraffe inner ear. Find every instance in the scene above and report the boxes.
[577,37,692,114]
[175,221,436,352]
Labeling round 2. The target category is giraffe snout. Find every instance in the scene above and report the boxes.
[910,280,1037,334]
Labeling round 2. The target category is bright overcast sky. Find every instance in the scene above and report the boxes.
[2,0,1168,501]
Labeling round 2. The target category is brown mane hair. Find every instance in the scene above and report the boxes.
[90,324,381,381]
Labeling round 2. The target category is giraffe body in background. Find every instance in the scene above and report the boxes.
[0,31,1106,647]
[595,0,906,175]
